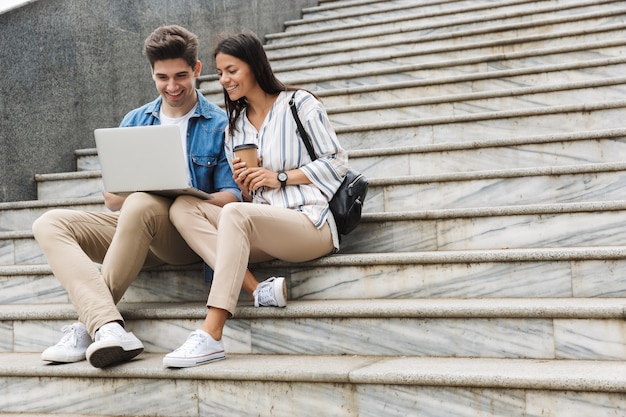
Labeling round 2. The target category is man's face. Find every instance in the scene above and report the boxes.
[152,58,201,116]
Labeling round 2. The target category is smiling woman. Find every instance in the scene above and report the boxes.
[163,31,350,369]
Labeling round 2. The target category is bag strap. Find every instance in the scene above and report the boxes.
[289,90,318,161]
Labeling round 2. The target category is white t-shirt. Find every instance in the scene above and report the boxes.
[160,104,197,178]
[160,104,197,151]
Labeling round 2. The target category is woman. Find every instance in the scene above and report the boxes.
[163,31,348,368]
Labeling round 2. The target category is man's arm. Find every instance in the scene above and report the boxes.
[205,190,238,207]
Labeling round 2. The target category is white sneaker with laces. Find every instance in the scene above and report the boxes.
[163,329,225,368]
[85,322,144,368]
[41,322,92,363]
[253,276,287,307]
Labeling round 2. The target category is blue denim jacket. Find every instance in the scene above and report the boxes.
[119,90,241,201]
[119,90,240,283]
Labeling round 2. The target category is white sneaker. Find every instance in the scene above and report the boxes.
[85,322,144,368]
[163,329,225,368]
[41,322,92,363]
[253,277,287,307]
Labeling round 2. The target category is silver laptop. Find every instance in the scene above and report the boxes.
[94,124,213,200]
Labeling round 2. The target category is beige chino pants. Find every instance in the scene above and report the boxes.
[32,192,200,337]
[169,196,334,315]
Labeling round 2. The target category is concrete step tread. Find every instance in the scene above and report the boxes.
[200,37,626,85]
[2,352,626,391]
[2,298,625,321]
[267,5,626,51]
[32,160,626,186]
[71,127,626,161]
[277,0,619,36]
[0,196,103,211]
[3,245,626,274]
[270,18,626,62]
[324,75,626,114]
[200,56,626,94]
[334,98,626,133]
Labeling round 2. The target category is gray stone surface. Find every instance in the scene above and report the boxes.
[0,0,318,202]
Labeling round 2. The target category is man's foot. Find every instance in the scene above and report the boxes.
[253,276,287,307]
[85,322,144,368]
[41,322,92,363]
[163,329,225,368]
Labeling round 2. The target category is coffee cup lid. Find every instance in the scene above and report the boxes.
[233,143,258,151]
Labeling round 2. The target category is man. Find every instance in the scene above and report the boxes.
[32,25,240,368]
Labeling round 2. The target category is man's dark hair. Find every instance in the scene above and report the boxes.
[144,25,199,69]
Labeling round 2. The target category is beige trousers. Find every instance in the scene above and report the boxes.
[169,196,334,314]
[32,192,200,337]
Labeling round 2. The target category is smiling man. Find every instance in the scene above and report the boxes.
[32,25,240,369]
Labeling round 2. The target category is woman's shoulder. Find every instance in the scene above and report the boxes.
[285,89,323,114]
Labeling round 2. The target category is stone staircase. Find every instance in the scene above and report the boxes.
[2,0,626,415]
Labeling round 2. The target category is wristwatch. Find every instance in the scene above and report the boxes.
[277,170,288,188]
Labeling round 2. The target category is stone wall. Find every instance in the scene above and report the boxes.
[0,0,318,202]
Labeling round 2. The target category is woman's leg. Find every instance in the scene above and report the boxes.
[208,202,333,316]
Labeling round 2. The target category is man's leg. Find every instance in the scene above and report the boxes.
[32,208,123,335]
[84,193,200,368]
[99,192,201,310]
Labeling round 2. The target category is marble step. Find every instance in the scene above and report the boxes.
[201,56,626,108]
[326,77,626,127]
[73,129,626,181]
[336,99,626,150]
[365,162,626,211]
[2,198,625,251]
[4,298,626,360]
[265,4,625,58]
[200,40,625,97]
[352,128,626,177]
[2,353,626,417]
[274,0,618,41]
[34,152,626,206]
[274,40,625,93]
[4,246,626,303]
[341,200,626,253]
[0,197,105,232]
[269,15,626,69]
[314,58,626,108]
[271,27,626,81]
[69,128,626,181]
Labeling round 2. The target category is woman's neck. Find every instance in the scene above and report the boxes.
[246,92,279,130]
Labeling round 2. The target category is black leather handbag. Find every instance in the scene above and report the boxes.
[289,91,368,235]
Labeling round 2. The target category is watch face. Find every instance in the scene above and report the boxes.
[278,172,288,181]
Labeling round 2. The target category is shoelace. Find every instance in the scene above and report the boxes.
[57,325,80,347]
[253,281,275,307]
[173,331,205,354]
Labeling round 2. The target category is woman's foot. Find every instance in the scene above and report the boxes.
[163,329,225,368]
[253,276,287,307]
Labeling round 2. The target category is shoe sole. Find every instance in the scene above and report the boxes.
[87,345,144,368]
[163,351,225,368]
[86,335,144,368]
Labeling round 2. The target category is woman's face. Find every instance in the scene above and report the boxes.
[215,52,258,101]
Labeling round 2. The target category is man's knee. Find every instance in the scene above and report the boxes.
[120,192,170,219]
[32,209,69,241]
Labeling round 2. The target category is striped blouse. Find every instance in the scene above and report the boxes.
[224,90,349,250]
